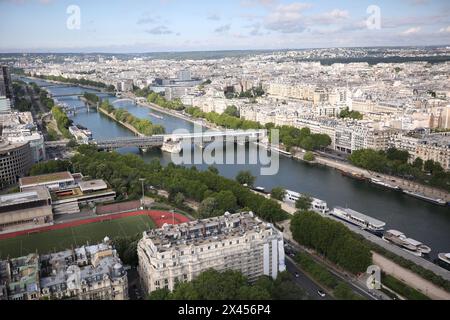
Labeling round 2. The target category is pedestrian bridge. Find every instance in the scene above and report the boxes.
[92,129,267,152]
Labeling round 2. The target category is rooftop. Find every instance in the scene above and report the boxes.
[334,207,386,228]
[19,172,74,187]
[143,212,278,252]
[0,186,51,208]
[78,180,108,193]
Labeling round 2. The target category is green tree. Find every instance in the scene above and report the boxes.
[236,170,256,186]
[148,288,171,300]
[224,105,239,118]
[271,187,286,201]
[214,190,238,213]
[296,195,312,210]
[290,211,372,274]
[303,151,315,162]
[174,192,185,207]
[413,157,424,170]
[207,166,219,175]
[198,197,219,218]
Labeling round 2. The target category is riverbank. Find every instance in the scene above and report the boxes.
[128,92,450,204]
[96,106,144,137]
[302,153,450,203]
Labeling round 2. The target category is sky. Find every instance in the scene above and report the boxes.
[0,0,449,53]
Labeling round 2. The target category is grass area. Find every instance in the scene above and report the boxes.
[382,274,430,300]
[0,215,155,259]
[294,252,365,300]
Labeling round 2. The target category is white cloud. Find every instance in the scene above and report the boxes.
[240,0,278,8]
[207,13,221,21]
[214,24,231,34]
[439,26,450,33]
[400,27,421,35]
[145,25,173,35]
[265,2,312,33]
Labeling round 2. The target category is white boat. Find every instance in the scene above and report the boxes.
[383,230,432,257]
[149,112,164,120]
[330,207,386,235]
[403,190,447,206]
[253,186,266,193]
[161,140,182,154]
[437,253,450,270]
[284,190,329,214]
[370,178,401,191]
[438,253,450,265]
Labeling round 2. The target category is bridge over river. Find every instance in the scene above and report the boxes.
[92,129,267,153]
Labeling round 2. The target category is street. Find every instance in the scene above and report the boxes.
[285,258,333,300]
[285,239,381,301]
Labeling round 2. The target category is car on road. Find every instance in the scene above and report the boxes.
[295,272,300,278]
[317,290,326,298]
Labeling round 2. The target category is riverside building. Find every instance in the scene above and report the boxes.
[138,212,286,294]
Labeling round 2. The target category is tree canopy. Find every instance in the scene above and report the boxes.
[148,269,308,300]
[290,211,372,274]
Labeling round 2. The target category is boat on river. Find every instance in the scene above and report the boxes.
[402,190,447,206]
[149,112,164,120]
[383,230,432,257]
[370,178,402,191]
[330,207,386,236]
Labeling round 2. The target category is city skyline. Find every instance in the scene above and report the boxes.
[0,0,450,53]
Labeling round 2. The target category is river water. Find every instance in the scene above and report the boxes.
[25,78,450,258]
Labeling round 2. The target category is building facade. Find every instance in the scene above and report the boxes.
[0,241,128,300]
[138,212,286,294]
[0,186,53,234]
[0,139,32,188]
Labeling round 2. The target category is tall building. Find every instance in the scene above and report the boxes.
[0,66,13,114]
[138,212,286,294]
[178,70,191,82]
[0,139,33,188]
[0,66,13,101]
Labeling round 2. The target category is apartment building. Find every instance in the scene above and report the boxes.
[415,133,450,171]
[391,132,450,171]
[0,241,128,300]
[138,212,286,294]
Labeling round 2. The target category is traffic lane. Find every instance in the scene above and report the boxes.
[285,258,333,301]
[285,240,377,300]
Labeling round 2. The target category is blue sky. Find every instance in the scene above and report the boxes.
[0,0,449,52]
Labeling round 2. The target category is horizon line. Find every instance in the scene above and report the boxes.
[1,44,450,55]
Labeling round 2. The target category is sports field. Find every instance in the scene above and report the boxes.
[0,215,155,259]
